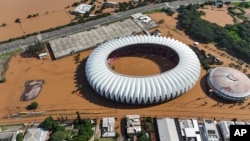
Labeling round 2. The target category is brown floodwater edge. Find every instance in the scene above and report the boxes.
[0,0,78,41]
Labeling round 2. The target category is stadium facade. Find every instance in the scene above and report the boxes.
[207,67,250,102]
[85,36,201,104]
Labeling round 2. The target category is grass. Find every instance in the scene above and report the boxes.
[99,138,116,141]
[232,1,250,8]
[143,8,163,14]
[0,124,23,131]
[228,30,242,41]
[0,48,23,78]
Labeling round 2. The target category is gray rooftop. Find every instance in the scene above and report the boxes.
[49,18,142,59]
[157,118,180,141]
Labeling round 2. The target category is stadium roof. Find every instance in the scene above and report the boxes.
[85,36,201,104]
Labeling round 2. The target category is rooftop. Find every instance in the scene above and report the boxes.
[179,119,202,141]
[126,115,141,134]
[208,67,250,97]
[102,117,116,137]
[74,4,92,14]
[23,128,48,141]
[203,120,221,141]
[156,118,179,141]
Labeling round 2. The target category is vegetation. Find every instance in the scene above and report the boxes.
[1,23,6,27]
[232,2,250,8]
[42,116,63,131]
[137,129,150,141]
[50,131,66,141]
[16,133,24,141]
[15,18,21,23]
[72,2,80,7]
[24,42,45,57]
[178,4,250,63]
[161,7,175,16]
[72,111,94,141]
[0,77,6,83]
[26,101,38,110]
[27,13,39,19]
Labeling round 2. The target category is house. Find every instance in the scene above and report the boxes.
[203,120,221,141]
[219,121,234,141]
[179,119,202,141]
[102,117,116,138]
[74,4,92,14]
[126,115,141,134]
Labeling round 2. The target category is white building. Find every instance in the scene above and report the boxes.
[203,120,221,141]
[235,121,245,125]
[85,36,201,104]
[23,128,48,141]
[74,4,92,14]
[102,117,116,137]
[219,121,234,141]
[179,119,202,141]
[157,118,180,141]
[126,115,141,134]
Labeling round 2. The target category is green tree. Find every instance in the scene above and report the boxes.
[137,129,149,141]
[25,42,45,57]
[15,18,21,23]
[26,101,38,110]
[16,133,24,141]
[51,131,66,141]
[42,116,61,131]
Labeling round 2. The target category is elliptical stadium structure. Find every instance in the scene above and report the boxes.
[85,36,201,104]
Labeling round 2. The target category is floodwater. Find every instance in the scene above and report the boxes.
[0,0,77,41]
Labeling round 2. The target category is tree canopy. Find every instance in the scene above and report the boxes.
[26,101,38,110]
[178,4,250,62]
[50,131,66,141]
[72,111,94,141]
[25,42,45,57]
[16,133,24,141]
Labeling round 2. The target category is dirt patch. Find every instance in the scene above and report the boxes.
[199,5,234,26]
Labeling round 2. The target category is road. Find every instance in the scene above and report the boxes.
[0,0,247,54]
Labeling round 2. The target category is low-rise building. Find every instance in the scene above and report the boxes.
[126,115,141,134]
[74,4,92,14]
[203,120,221,141]
[235,121,245,125]
[156,118,180,141]
[102,117,116,138]
[179,119,202,141]
[23,128,48,141]
[219,121,234,141]
[0,131,15,141]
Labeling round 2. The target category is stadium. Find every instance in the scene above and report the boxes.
[207,67,250,102]
[85,36,201,104]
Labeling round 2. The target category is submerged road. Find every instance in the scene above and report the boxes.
[0,0,247,54]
